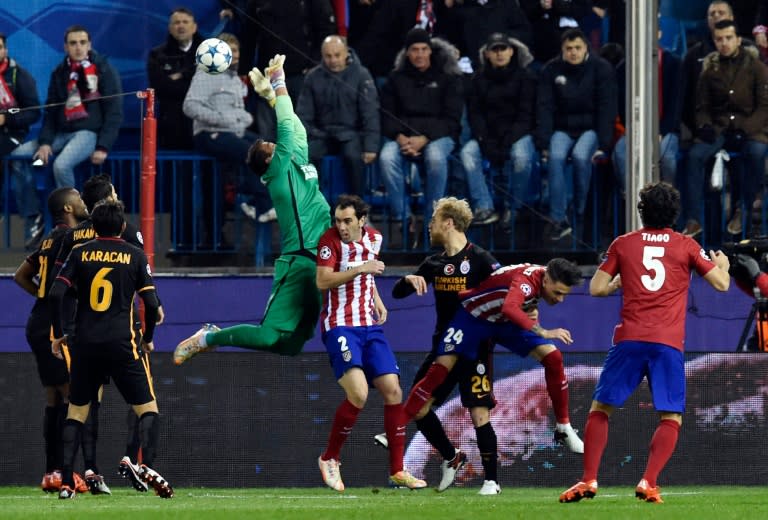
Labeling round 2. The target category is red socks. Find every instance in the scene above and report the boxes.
[385,404,405,474]
[322,399,361,461]
[540,349,569,423]
[642,419,680,487]
[403,363,449,419]
[582,410,610,482]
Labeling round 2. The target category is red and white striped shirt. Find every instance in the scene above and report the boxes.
[317,226,383,333]
[459,263,546,330]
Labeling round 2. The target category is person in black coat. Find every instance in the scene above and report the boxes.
[147,7,205,151]
[0,32,42,249]
[460,32,538,228]
[521,0,594,64]
[242,0,336,99]
[536,28,617,242]
[297,36,380,195]
[10,25,122,248]
[378,28,464,242]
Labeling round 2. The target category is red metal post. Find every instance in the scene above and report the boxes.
[138,88,157,270]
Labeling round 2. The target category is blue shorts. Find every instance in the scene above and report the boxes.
[593,341,685,413]
[323,325,400,382]
[437,307,550,360]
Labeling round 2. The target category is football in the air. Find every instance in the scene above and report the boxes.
[195,38,232,74]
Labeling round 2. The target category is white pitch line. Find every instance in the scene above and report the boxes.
[187,493,361,500]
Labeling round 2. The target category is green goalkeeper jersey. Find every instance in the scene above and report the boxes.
[263,95,331,254]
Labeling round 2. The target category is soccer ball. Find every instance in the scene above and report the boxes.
[195,38,232,74]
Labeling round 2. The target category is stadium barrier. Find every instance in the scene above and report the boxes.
[1,152,257,257]
[3,149,764,258]
[1,352,765,488]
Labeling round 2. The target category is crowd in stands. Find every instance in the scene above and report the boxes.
[3,0,768,253]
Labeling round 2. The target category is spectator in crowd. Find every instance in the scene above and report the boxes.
[147,7,204,151]
[460,32,537,230]
[239,0,336,99]
[536,28,617,242]
[0,33,42,249]
[612,31,684,193]
[730,0,761,40]
[522,0,594,64]
[681,20,768,238]
[315,194,426,492]
[347,0,385,52]
[183,32,273,244]
[440,0,534,70]
[592,0,627,48]
[10,25,122,249]
[355,0,456,81]
[559,182,730,504]
[752,0,768,62]
[682,1,739,136]
[379,28,464,247]
[297,35,380,196]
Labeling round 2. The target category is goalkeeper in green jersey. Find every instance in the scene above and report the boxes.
[174,54,331,364]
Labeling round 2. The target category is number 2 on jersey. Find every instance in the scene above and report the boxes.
[641,246,666,292]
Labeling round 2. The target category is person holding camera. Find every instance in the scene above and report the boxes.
[682,19,768,238]
[728,249,768,351]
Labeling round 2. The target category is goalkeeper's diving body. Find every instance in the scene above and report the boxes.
[173,55,331,364]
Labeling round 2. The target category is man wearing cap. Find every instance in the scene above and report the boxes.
[459,32,537,231]
[379,27,464,248]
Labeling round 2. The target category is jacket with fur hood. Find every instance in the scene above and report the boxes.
[696,45,768,143]
[467,38,537,165]
[380,37,464,143]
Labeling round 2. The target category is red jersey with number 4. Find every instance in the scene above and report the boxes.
[317,226,383,333]
[598,228,717,351]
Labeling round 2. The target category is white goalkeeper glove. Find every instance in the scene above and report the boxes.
[248,67,276,107]
[265,54,286,91]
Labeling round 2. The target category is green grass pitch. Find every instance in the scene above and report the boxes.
[2,486,768,519]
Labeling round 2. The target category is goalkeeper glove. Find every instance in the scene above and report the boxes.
[265,54,286,91]
[248,67,276,107]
